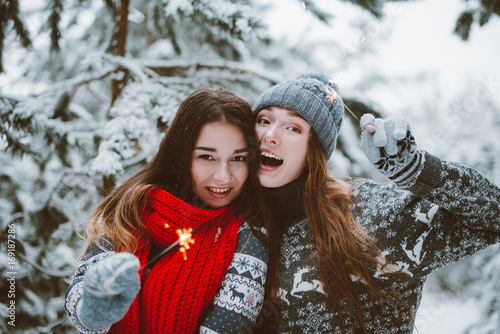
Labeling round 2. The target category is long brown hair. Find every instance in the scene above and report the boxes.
[266,130,410,331]
[81,88,264,257]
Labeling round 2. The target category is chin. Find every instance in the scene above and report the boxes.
[258,175,282,188]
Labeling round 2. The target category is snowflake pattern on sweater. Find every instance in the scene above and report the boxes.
[65,223,267,334]
[262,153,500,334]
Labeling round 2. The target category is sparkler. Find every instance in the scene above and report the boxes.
[141,225,198,271]
[324,82,376,134]
[177,228,195,260]
[324,84,358,121]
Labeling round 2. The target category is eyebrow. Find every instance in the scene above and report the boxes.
[286,110,306,121]
[262,108,306,121]
[194,146,250,154]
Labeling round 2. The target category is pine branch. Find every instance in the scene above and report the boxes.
[49,0,63,52]
[10,0,31,48]
[102,53,161,82]
[455,10,474,40]
[349,0,383,18]
[18,252,74,278]
[30,66,115,97]
[103,0,117,14]
[36,315,69,334]
[0,122,42,160]
[301,0,335,23]
[138,58,281,85]
[0,1,9,72]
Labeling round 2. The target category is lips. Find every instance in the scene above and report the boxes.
[207,187,232,198]
[260,149,283,171]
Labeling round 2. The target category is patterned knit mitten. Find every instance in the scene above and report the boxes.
[77,253,140,330]
[360,114,424,188]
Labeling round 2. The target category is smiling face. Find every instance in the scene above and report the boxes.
[255,106,311,188]
[191,121,250,208]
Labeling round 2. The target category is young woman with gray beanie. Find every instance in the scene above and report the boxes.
[252,73,500,333]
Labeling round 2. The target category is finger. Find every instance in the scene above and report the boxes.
[393,118,408,140]
[372,119,387,147]
[361,129,380,163]
[383,120,398,156]
[360,113,375,130]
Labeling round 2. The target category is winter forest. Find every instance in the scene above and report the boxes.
[1,0,499,332]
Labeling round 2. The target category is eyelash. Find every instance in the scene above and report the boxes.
[198,155,247,162]
[198,154,215,161]
[257,117,302,134]
[287,126,301,133]
[232,156,247,162]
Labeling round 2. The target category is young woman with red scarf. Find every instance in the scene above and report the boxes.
[65,88,269,333]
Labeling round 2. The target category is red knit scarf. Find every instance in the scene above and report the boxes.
[108,187,242,334]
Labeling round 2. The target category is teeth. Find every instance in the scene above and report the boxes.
[261,151,283,160]
[209,187,230,193]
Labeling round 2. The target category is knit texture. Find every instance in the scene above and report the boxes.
[360,115,425,189]
[253,73,344,158]
[261,153,500,333]
[108,187,242,334]
[77,253,140,330]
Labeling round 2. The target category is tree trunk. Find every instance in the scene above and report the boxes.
[111,0,130,105]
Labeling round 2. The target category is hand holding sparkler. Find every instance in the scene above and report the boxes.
[78,253,140,330]
[360,114,423,188]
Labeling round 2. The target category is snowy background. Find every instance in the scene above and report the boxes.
[0,0,499,332]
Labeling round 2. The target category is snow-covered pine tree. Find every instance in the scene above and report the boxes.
[0,1,377,332]
[3,0,497,332]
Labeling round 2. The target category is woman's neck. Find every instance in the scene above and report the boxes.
[264,176,307,227]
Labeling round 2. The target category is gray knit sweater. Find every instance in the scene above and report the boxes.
[261,152,500,333]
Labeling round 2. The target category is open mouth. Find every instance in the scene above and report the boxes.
[207,187,232,198]
[260,151,283,168]
[208,187,231,194]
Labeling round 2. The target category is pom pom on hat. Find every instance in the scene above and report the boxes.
[253,73,344,159]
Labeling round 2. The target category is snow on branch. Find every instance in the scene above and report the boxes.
[138,58,281,85]
[164,0,264,41]
[90,80,178,176]
[30,65,116,98]
[101,53,161,82]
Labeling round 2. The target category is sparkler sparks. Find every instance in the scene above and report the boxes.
[325,87,338,103]
[177,228,195,260]
[141,226,199,271]
[324,82,359,121]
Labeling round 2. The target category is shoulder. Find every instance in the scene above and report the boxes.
[82,236,115,260]
[234,222,268,260]
[240,217,268,241]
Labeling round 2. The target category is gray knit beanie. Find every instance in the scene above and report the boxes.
[253,73,344,159]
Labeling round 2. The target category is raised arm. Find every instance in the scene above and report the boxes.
[357,115,500,277]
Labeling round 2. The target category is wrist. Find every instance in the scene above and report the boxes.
[387,149,424,188]
[406,151,443,196]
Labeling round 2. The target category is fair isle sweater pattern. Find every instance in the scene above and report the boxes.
[264,153,500,334]
[66,223,268,334]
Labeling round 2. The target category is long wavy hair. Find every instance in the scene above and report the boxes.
[81,88,265,257]
[265,130,410,331]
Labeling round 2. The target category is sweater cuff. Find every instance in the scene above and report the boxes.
[407,151,443,197]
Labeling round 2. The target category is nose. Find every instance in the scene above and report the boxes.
[213,163,232,184]
[263,126,280,146]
